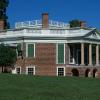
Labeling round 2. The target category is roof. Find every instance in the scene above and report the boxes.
[0,27,100,44]
[65,28,94,37]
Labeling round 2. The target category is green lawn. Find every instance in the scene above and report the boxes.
[0,74,100,100]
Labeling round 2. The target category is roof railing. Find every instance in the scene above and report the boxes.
[15,20,69,29]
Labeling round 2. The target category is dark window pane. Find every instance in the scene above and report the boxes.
[58,68,64,76]
[28,68,34,75]
[16,68,20,74]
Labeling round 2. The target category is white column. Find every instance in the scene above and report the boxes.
[89,44,92,66]
[81,43,84,65]
[96,44,99,66]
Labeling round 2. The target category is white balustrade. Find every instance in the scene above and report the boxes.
[15,20,69,29]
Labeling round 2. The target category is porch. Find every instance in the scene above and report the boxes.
[68,43,100,66]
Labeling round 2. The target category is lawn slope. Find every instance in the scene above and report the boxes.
[0,74,100,100]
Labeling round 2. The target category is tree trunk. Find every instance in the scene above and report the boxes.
[2,66,3,73]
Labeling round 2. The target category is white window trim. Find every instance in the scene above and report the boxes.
[26,43,35,58]
[57,66,65,76]
[56,43,65,64]
[15,67,21,74]
[26,66,35,75]
[69,45,75,64]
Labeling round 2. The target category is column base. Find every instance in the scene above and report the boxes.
[96,64,100,67]
[80,64,85,66]
[88,64,93,67]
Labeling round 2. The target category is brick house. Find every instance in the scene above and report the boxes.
[0,13,100,77]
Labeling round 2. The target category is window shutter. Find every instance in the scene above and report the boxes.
[58,44,64,64]
[28,44,34,57]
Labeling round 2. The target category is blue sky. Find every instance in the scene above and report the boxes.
[7,0,100,29]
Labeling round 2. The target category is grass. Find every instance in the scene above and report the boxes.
[0,74,100,100]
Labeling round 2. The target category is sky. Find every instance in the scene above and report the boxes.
[7,0,100,29]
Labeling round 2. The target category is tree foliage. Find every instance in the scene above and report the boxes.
[0,0,9,29]
[69,20,81,28]
[0,44,17,73]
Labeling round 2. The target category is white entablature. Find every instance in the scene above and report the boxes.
[0,28,94,38]
[0,27,100,44]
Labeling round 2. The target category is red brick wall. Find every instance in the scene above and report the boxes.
[15,43,100,77]
[66,66,100,78]
[34,43,56,76]
[0,20,5,30]
[16,43,57,76]
[35,43,56,65]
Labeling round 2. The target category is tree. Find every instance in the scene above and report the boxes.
[69,19,81,28]
[0,0,9,29]
[0,44,17,73]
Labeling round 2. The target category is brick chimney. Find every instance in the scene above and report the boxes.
[0,19,5,30]
[42,13,49,29]
[80,21,86,28]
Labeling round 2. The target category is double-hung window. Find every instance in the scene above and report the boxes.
[26,67,35,75]
[16,67,21,74]
[57,67,65,76]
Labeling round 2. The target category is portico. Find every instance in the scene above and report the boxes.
[69,43,100,66]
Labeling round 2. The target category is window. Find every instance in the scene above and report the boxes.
[57,44,65,64]
[26,67,35,75]
[16,67,21,74]
[57,67,65,76]
[26,43,35,57]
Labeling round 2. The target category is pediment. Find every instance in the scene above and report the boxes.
[84,30,100,40]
